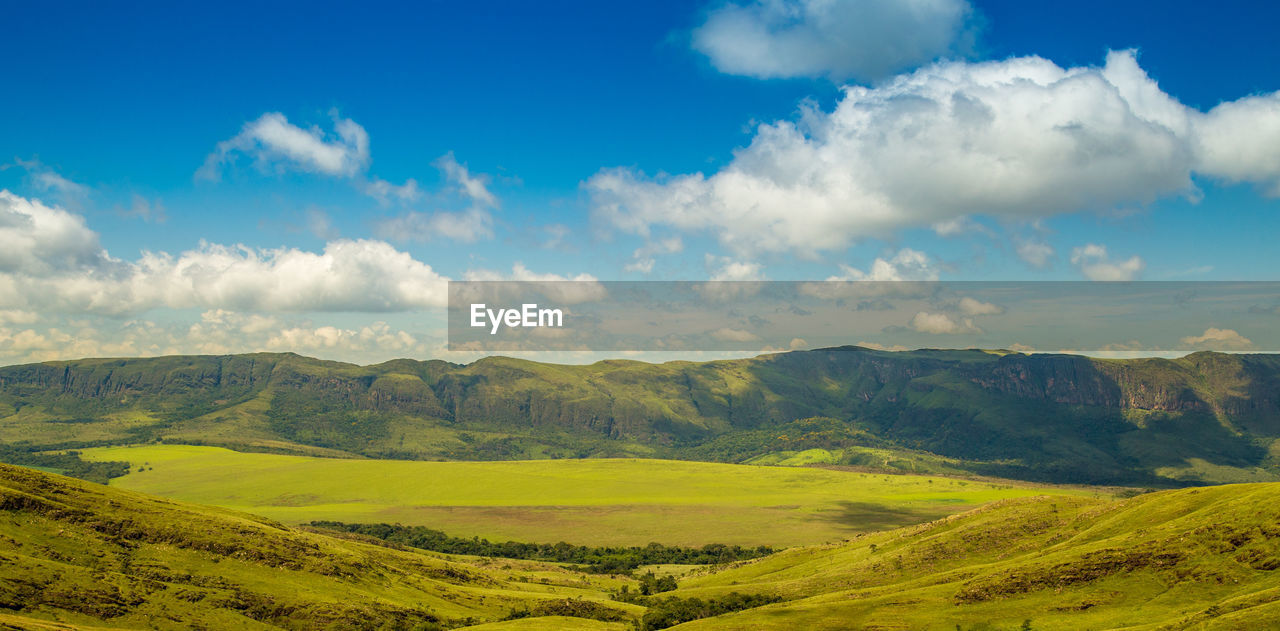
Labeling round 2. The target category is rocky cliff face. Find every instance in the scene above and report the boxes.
[2,348,1278,484]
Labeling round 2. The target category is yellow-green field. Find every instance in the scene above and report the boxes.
[80,444,1101,547]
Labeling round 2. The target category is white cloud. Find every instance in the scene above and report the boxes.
[0,310,38,325]
[11,159,92,208]
[827,248,936,281]
[198,111,370,180]
[625,237,683,274]
[931,216,990,237]
[364,177,422,205]
[589,51,1280,256]
[0,312,433,365]
[376,208,494,243]
[1193,93,1280,196]
[0,191,448,316]
[435,152,497,208]
[0,190,108,275]
[374,154,498,243]
[958,296,1003,315]
[692,0,974,82]
[1014,238,1054,268]
[461,263,606,304]
[1070,243,1144,281]
[707,255,767,281]
[1179,327,1253,351]
[909,311,981,334]
[464,262,598,284]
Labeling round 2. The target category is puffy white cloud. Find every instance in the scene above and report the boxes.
[827,248,936,281]
[198,111,370,180]
[0,191,449,316]
[909,311,981,334]
[1193,93,1280,195]
[0,190,109,275]
[589,51,1280,256]
[1179,327,1254,351]
[692,0,974,82]
[1070,243,1144,281]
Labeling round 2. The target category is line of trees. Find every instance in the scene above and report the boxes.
[309,521,773,573]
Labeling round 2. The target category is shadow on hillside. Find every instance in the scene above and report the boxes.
[817,501,943,532]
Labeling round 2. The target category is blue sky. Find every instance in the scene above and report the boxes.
[2,0,1280,364]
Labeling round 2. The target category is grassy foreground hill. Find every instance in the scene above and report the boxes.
[4,463,1280,629]
[640,485,1280,630]
[0,463,637,630]
[3,348,1280,485]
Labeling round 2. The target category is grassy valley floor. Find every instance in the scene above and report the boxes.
[77,445,1102,548]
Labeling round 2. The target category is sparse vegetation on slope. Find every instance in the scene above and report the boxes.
[665,483,1280,630]
[0,463,640,630]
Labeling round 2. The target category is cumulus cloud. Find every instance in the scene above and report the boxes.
[0,190,109,275]
[692,0,975,82]
[589,51,1280,256]
[198,111,370,180]
[0,190,448,316]
[1070,243,1144,281]
[1179,327,1254,351]
[909,311,981,334]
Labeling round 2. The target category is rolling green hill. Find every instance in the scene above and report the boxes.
[4,463,1279,629]
[0,462,638,630]
[3,348,1280,485]
[659,482,1280,630]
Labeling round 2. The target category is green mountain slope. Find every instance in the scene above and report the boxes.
[662,483,1280,630]
[3,348,1280,485]
[0,463,638,630]
[5,463,1279,629]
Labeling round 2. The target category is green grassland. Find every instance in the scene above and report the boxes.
[660,484,1280,630]
[77,445,1096,548]
[0,463,642,630]
[5,463,1280,629]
